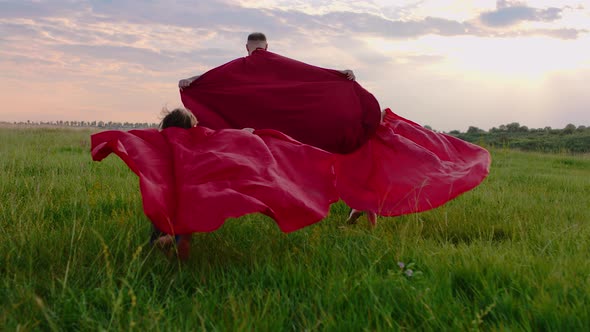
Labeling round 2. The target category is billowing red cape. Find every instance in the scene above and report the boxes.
[335,109,490,216]
[91,128,338,234]
[180,50,382,154]
[91,50,490,234]
[181,50,490,216]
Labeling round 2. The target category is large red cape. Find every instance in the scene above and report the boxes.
[91,128,338,234]
[91,50,490,234]
[180,50,382,154]
[181,50,490,216]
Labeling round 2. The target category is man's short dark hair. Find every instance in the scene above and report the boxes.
[247,32,267,42]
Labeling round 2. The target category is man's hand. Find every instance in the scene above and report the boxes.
[339,69,355,81]
[178,75,201,90]
[178,79,192,90]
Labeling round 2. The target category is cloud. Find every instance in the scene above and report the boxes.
[0,8,242,79]
[1,0,586,60]
[496,28,586,39]
[1,0,587,83]
[264,6,585,43]
[318,12,471,37]
[54,44,174,69]
[479,1,563,27]
[82,0,295,38]
[0,1,80,19]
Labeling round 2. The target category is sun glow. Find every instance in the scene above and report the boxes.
[442,36,588,77]
[365,33,590,82]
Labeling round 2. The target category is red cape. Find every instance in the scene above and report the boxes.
[336,109,491,215]
[91,113,490,234]
[180,50,490,216]
[91,128,338,234]
[180,50,382,154]
[91,51,490,234]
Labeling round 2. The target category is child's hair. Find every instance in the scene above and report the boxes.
[159,108,198,129]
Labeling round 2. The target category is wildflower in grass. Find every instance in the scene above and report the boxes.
[396,261,420,278]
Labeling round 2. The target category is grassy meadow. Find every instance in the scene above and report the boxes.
[1,127,589,331]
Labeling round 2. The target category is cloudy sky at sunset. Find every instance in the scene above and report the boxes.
[1,0,589,131]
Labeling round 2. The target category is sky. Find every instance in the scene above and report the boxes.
[1,0,589,132]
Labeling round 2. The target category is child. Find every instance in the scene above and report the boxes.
[150,107,198,260]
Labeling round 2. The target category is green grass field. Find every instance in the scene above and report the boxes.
[1,127,589,331]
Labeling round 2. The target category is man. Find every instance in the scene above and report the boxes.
[176,32,491,228]
[179,32,355,89]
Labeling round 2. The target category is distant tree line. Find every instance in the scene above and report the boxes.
[6,120,159,129]
[4,119,589,153]
[446,122,590,153]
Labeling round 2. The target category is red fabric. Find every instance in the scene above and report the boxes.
[91,51,490,234]
[180,50,382,154]
[91,127,338,234]
[335,109,491,215]
[180,50,490,216]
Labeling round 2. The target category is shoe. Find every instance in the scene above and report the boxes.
[345,209,363,224]
[345,208,378,225]
[153,234,191,261]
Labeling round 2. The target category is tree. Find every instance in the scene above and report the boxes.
[467,126,484,134]
[506,122,521,132]
[563,123,576,134]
